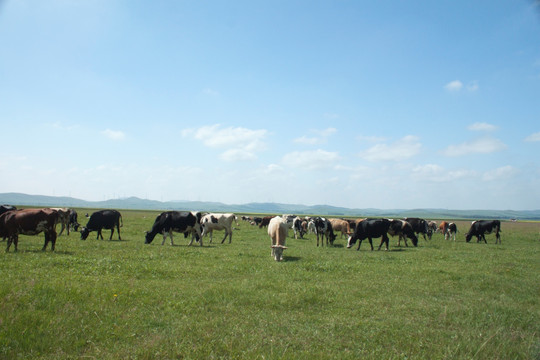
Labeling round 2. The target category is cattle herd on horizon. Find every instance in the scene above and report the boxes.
[0,204,503,260]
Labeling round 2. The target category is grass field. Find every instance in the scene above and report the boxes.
[1,209,539,359]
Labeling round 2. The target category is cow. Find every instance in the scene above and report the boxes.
[438,221,449,237]
[465,220,501,244]
[268,216,288,261]
[314,217,336,246]
[387,219,418,247]
[258,216,273,229]
[68,209,80,232]
[292,217,305,239]
[404,217,430,241]
[49,208,72,236]
[0,208,59,252]
[145,211,202,246]
[427,220,438,240]
[200,213,235,244]
[0,205,17,241]
[307,219,316,235]
[328,218,352,238]
[347,218,391,251]
[445,222,457,241]
[80,210,123,241]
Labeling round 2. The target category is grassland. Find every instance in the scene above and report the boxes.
[1,210,539,359]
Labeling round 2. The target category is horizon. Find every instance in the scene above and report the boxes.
[1,2,539,210]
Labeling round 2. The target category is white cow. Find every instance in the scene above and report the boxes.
[200,213,236,244]
[268,216,288,261]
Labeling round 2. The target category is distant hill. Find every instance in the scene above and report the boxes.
[1,192,539,220]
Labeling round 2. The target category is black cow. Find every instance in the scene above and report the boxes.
[69,209,80,232]
[80,210,123,240]
[404,217,430,241]
[387,219,418,247]
[465,220,501,244]
[0,205,17,216]
[145,211,202,246]
[314,217,336,246]
[347,218,391,251]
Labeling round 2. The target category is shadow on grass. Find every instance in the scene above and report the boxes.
[284,256,301,262]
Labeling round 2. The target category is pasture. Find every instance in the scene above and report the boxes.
[1,210,539,359]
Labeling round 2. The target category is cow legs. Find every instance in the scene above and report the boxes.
[220,231,231,244]
[368,238,374,251]
[109,228,115,241]
[97,230,104,240]
[117,223,121,241]
[43,231,57,251]
[378,235,389,251]
[495,232,501,244]
[6,235,17,252]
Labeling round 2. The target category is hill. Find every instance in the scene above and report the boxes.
[0,192,539,220]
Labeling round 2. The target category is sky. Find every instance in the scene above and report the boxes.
[1,1,539,210]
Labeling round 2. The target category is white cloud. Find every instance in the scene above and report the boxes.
[412,164,476,182]
[482,165,518,181]
[282,149,340,170]
[294,127,336,145]
[524,132,540,142]
[442,137,507,156]
[444,80,463,91]
[102,129,125,141]
[468,122,497,132]
[358,135,421,162]
[185,124,267,162]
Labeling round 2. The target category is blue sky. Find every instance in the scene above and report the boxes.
[1,1,539,210]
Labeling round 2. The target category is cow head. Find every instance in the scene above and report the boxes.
[144,231,154,244]
[346,235,357,248]
[465,232,473,242]
[80,227,90,240]
[329,231,336,245]
[271,245,287,261]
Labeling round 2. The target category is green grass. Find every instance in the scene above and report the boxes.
[1,211,539,359]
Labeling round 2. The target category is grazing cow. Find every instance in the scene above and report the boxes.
[314,217,336,246]
[387,219,419,247]
[347,218,391,251]
[328,218,352,239]
[80,210,123,241]
[404,218,430,241]
[0,208,59,252]
[258,216,273,229]
[145,211,202,246]
[438,221,449,236]
[252,217,263,226]
[49,208,72,236]
[427,221,438,240]
[268,216,288,261]
[445,222,457,241]
[465,220,501,244]
[200,213,235,244]
[68,209,80,232]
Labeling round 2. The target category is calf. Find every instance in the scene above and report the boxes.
[0,208,59,252]
[347,218,391,251]
[426,220,438,240]
[80,210,123,241]
[145,211,202,246]
[387,219,418,247]
[200,213,235,244]
[314,217,336,246]
[465,220,501,244]
[268,216,288,261]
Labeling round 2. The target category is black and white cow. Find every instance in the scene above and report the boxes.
[0,205,17,216]
[404,217,430,241]
[292,217,305,239]
[347,218,391,251]
[200,213,235,244]
[314,217,336,246]
[80,210,123,241]
[145,211,202,246]
[387,219,419,247]
[445,222,458,241]
[465,220,501,244]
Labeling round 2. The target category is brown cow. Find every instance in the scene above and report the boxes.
[328,218,352,238]
[0,208,59,252]
[258,216,273,229]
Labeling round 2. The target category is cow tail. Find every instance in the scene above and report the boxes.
[120,215,124,228]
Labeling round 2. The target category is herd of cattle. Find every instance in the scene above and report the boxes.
[0,205,502,261]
